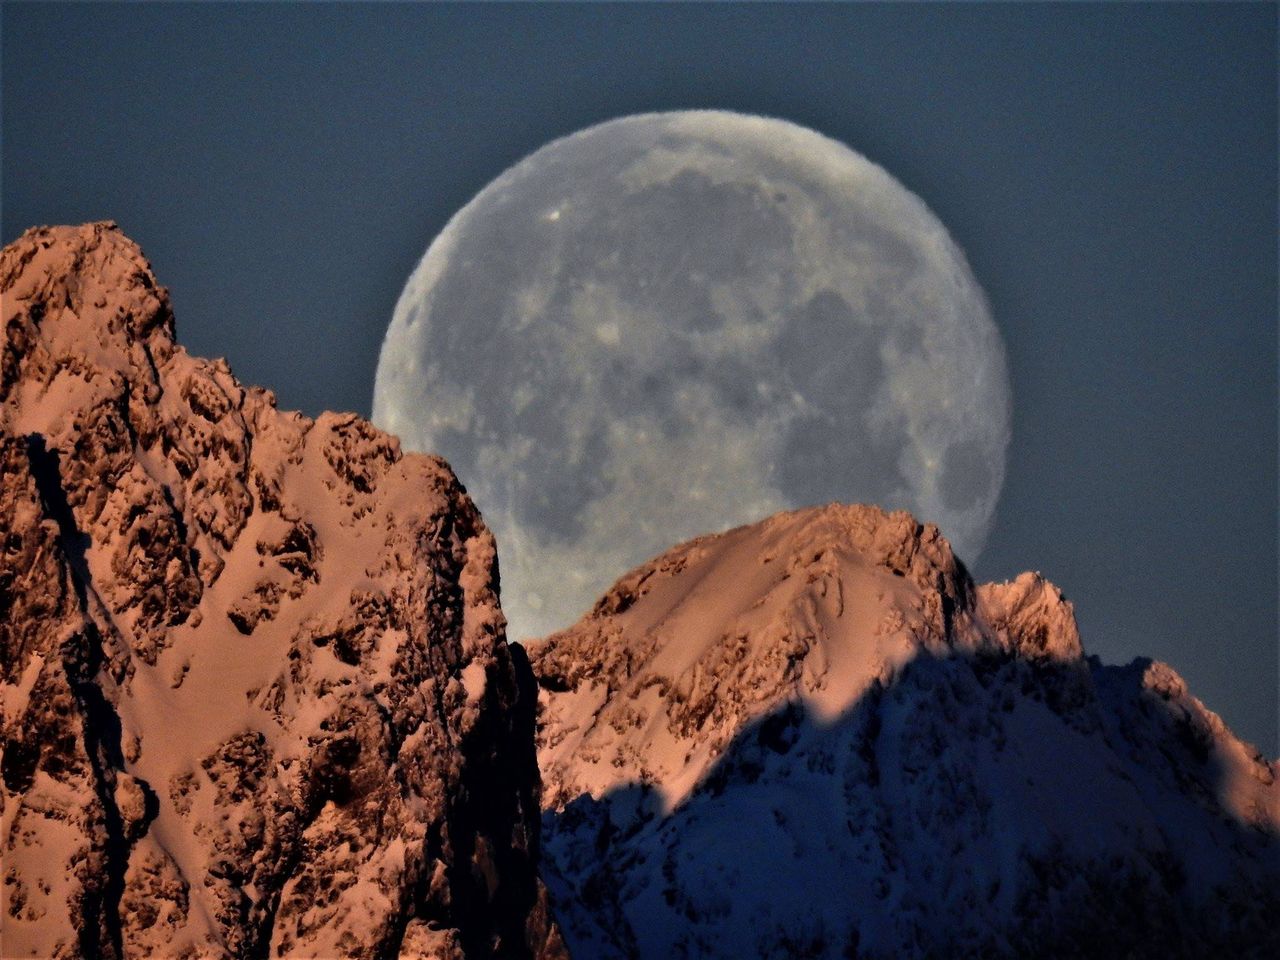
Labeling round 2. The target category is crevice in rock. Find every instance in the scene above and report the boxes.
[25,433,131,960]
[443,642,546,959]
[25,434,91,605]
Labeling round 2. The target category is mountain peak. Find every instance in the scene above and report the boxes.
[533,502,1070,812]
[531,503,1278,959]
[3,221,174,364]
[1,224,564,959]
[977,570,1082,663]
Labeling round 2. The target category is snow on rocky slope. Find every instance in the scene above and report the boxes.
[531,504,1280,959]
[0,223,564,958]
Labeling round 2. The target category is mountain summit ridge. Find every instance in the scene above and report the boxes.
[531,502,1279,958]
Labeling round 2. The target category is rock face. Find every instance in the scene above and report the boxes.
[0,223,563,959]
[531,504,1280,959]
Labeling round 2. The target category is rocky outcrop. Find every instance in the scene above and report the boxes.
[0,223,563,958]
[530,504,1280,959]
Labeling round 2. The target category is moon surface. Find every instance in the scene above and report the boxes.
[374,111,1011,639]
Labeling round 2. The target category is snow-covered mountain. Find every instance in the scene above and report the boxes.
[0,224,564,959]
[531,504,1280,959]
[4,221,1276,960]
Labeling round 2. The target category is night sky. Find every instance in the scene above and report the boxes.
[3,2,1275,753]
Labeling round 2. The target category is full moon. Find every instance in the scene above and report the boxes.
[374,111,1011,639]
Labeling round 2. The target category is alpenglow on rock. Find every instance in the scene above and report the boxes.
[0,224,564,959]
[530,504,1280,959]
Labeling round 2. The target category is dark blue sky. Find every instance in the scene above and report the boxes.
[4,2,1276,752]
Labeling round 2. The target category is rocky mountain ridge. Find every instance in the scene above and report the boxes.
[531,504,1280,958]
[3,221,1277,960]
[0,223,563,959]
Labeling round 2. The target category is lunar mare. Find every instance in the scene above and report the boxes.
[374,111,1011,639]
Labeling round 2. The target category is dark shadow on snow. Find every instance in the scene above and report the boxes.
[541,642,1280,960]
